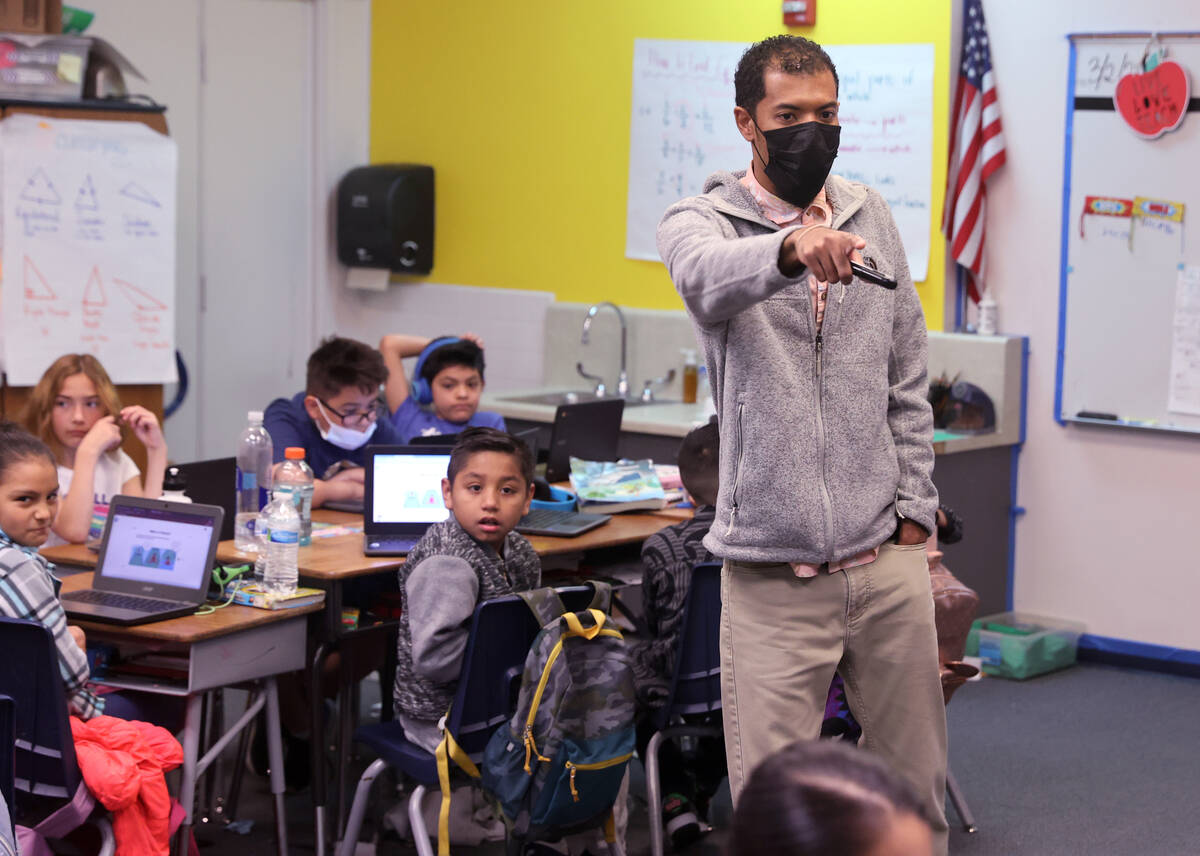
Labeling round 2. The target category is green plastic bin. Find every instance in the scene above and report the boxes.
[965,611,1085,680]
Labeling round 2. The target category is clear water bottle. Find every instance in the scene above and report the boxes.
[274,447,314,546]
[253,504,270,584]
[264,488,299,596]
[235,410,274,551]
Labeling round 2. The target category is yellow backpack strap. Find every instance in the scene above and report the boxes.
[563,608,607,640]
[605,810,616,843]
[435,728,481,856]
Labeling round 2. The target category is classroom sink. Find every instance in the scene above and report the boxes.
[498,391,678,408]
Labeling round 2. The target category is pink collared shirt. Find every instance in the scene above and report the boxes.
[739,166,880,578]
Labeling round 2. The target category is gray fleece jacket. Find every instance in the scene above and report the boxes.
[657,170,937,565]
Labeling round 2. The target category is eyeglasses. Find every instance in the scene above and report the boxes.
[316,397,382,429]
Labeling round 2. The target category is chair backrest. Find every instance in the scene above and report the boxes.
[664,562,723,719]
[0,693,13,835]
[0,617,83,817]
[446,585,595,759]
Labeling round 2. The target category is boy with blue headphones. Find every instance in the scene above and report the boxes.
[380,332,506,442]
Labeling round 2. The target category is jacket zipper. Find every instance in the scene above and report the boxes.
[813,333,836,562]
[726,402,744,536]
[565,752,634,802]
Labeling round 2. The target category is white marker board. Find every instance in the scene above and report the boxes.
[1056,33,1200,434]
[1,114,178,385]
[625,39,934,281]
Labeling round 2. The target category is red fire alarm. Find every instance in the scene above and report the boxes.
[783,0,815,27]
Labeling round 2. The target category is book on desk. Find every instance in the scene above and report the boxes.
[568,457,672,513]
[225,580,326,610]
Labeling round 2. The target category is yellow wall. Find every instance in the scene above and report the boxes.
[371,0,950,329]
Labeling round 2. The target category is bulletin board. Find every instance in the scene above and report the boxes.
[1056,32,1200,435]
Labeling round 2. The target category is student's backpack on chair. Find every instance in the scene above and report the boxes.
[477,583,635,853]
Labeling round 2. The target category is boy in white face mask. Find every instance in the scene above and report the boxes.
[264,336,403,509]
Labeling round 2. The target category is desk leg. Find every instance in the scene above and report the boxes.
[336,651,354,837]
[174,692,204,856]
[312,641,330,856]
[264,676,290,856]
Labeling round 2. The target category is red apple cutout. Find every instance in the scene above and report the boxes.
[1114,60,1191,139]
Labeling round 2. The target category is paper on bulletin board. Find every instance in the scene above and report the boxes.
[0,114,178,385]
[624,40,934,281]
[1167,265,1200,416]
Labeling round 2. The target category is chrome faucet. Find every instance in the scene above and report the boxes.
[579,301,629,399]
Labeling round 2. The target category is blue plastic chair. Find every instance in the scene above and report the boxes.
[337,586,617,856]
[0,617,114,854]
[0,693,14,846]
[644,562,724,856]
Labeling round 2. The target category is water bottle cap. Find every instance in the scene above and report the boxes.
[248,410,264,422]
[285,447,306,460]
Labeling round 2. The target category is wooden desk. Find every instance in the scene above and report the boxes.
[42,506,685,855]
[60,572,321,856]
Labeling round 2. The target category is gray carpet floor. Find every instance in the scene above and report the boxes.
[195,663,1200,855]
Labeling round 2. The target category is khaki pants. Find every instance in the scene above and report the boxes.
[721,542,949,856]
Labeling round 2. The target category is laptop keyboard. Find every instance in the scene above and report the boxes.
[519,509,581,528]
[63,589,185,613]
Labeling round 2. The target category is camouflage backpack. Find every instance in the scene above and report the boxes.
[479,584,636,847]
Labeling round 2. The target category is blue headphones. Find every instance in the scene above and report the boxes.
[411,336,463,405]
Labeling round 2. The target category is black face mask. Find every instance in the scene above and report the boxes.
[753,120,841,209]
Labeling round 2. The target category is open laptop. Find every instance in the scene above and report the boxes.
[174,457,236,541]
[363,445,452,556]
[61,496,224,626]
[544,398,625,483]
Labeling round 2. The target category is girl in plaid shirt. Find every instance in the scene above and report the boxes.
[0,421,104,718]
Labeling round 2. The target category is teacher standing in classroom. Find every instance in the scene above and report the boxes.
[657,34,948,853]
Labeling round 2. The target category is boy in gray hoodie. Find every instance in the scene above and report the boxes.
[657,35,948,853]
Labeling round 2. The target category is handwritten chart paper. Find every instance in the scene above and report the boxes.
[625,40,934,281]
[1168,265,1200,416]
[1,115,178,384]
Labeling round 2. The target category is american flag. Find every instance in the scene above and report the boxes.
[943,0,1006,303]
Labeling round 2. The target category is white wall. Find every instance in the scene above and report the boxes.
[983,1,1200,649]
[84,0,372,461]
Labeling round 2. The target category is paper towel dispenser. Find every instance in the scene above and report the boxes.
[337,164,434,274]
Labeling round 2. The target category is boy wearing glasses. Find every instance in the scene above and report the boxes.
[264,336,402,508]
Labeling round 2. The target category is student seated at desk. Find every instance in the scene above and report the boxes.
[0,422,179,726]
[392,427,537,752]
[22,354,168,546]
[630,420,726,850]
[380,332,506,442]
[263,336,402,508]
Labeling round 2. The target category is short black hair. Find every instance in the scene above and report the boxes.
[0,420,56,481]
[421,339,486,384]
[446,427,534,488]
[306,336,388,400]
[734,35,839,117]
[728,739,931,856]
[677,420,719,507]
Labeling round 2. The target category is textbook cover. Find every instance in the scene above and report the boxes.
[568,457,669,513]
[225,580,326,611]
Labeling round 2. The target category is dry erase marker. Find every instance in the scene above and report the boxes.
[1076,410,1118,421]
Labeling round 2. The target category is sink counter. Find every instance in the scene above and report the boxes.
[482,388,712,439]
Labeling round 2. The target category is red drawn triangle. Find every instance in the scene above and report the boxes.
[113,278,168,311]
[83,266,107,306]
[23,256,57,300]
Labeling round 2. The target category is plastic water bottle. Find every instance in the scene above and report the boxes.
[235,411,273,551]
[264,489,299,596]
[274,447,314,546]
[253,505,270,584]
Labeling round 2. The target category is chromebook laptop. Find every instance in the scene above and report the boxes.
[61,496,224,626]
[362,446,452,556]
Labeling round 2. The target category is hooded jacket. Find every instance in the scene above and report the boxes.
[657,170,937,565]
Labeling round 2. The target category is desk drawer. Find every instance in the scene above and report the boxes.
[189,617,307,692]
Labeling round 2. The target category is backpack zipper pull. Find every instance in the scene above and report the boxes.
[568,762,580,802]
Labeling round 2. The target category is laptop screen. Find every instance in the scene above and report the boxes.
[371,451,453,525]
[99,503,216,592]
